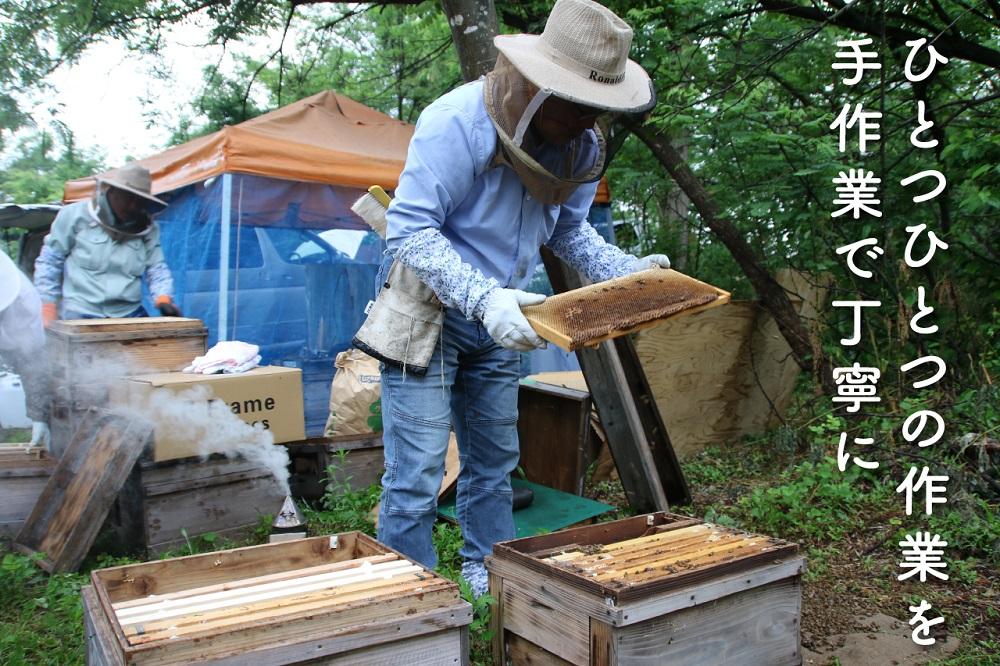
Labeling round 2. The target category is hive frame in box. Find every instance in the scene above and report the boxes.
[84,532,472,665]
[487,512,805,666]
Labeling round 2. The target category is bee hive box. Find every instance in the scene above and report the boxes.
[487,512,804,665]
[82,532,472,665]
[47,317,207,458]
[0,445,54,539]
[522,269,729,351]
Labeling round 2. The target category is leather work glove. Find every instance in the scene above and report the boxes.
[41,302,58,328]
[631,254,671,272]
[155,295,182,317]
[30,422,51,450]
[481,288,548,352]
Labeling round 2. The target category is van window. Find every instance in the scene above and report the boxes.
[264,227,347,264]
[200,224,265,269]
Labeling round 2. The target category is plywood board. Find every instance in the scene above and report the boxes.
[523,269,729,351]
[635,268,827,460]
[14,410,152,572]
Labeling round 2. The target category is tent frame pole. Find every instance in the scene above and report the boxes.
[218,173,232,341]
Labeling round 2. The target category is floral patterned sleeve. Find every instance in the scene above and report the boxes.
[547,221,636,283]
[395,227,499,321]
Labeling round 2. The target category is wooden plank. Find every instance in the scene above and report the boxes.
[589,619,617,666]
[141,468,284,553]
[188,606,471,666]
[540,248,689,510]
[48,317,205,336]
[118,562,422,627]
[94,533,365,602]
[614,578,801,665]
[138,455,277,495]
[487,555,622,627]
[505,632,576,666]
[615,558,806,626]
[82,585,126,666]
[593,537,774,582]
[113,554,398,611]
[517,382,595,494]
[124,572,445,642]
[126,587,459,665]
[14,410,152,573]
[304,629,464,666]
[505,512,699,556]
[547,524,714,563]
[502,581,590,664]
[490,572,506,666]
[568,531,751,570]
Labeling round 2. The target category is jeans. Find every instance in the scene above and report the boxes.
[377,305,521,568]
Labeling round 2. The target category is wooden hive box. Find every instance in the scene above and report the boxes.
[0,445,55,539]
[47,317,207,458]
[110,454,288,556]
[82,532,473,665]
[487,512,805,666]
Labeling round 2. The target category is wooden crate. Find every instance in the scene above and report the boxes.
[487,512,805,666]
[112,455,287,555]
[47,318,207,458]
[285,435,384,502]
[517,380,598,495]
[0,445,55,539]
[82,532,472,665]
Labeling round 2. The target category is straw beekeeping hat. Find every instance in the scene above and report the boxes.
[98,163,168,209]
[493,0,653,113]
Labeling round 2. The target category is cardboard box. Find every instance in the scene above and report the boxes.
[117,366,305,461]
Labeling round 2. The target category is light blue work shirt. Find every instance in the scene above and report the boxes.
[385,80,601,290]
[35,198,172,318]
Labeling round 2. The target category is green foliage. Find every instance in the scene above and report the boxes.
[0,128,104,203]
[304,455,381,537]
[171,2,461,140]
[0,553,86,665]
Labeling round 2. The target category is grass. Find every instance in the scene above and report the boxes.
[2,401,996,665]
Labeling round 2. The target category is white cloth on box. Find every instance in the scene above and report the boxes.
[184,341,261,374]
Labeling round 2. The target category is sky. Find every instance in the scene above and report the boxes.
[10,20,301,168]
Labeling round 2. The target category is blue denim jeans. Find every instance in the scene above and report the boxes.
[377,305,521,568]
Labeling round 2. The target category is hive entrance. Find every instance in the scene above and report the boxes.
[522,269,730,351]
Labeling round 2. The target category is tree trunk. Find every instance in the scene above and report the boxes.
[439,0,499,81]
[633,123,834,393]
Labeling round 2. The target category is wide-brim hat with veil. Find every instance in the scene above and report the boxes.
[485,0,654,204]
[493,0,653,113]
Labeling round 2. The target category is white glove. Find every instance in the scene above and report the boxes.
[30,421,50,450]
[631,254,671,272]
[481,289,548,352]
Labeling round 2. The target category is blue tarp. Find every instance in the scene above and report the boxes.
[152,173,610,435]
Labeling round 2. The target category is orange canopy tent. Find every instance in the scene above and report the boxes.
[63,91,416,202]
[63,89,610,203]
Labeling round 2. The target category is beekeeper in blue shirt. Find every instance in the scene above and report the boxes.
[374,0,667,596]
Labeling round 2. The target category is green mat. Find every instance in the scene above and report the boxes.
[437,478,614,538]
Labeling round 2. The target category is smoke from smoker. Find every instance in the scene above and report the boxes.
[74,350,291,496]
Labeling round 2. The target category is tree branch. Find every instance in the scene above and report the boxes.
[759,0,1000,69]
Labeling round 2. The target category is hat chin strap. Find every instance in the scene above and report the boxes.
[513,88,551,148]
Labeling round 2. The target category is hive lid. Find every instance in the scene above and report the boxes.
[522,269,730,351]
[47,317,207,340]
